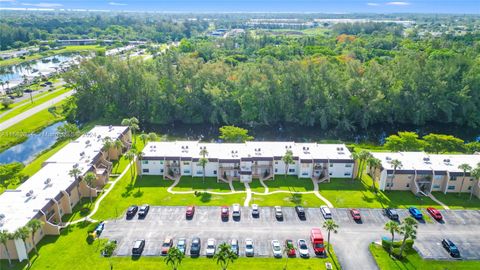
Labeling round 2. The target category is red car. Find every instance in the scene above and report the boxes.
[221,206,229,219]
[186,205,195,219]
[350,209,362,221]
[427,207,443,220]
[285,239,296,257]
[161,238,173,255]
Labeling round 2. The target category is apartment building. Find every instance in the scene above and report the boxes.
[369,152,480,198]
[0,126,131,261]
[140,141,355,182]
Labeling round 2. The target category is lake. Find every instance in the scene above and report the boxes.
[0,121,65,164]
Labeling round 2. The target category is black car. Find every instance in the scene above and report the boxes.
[126,205,138,219]
[138,204,150,218]
[190,237,201,256]
[385,208,399,220]
[45,81,53,85]
[24,89,33,93]
[295,205,306,219]
[442,239,460,258]
[132,240,145,256]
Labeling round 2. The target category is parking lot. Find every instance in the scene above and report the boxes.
[100,206,480,269]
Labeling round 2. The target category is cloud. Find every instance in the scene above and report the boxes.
[21,2,63,7]
[108,1,127,6]
[386,1,410,5]
[367,2,379,6]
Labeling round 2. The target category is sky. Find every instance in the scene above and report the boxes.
[0,0,478,14]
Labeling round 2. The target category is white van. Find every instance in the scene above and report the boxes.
[320,205,332,219]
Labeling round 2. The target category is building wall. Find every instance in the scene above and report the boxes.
[380,172,414,191]
[445,176,476,193]
[140,159,164,175]
[328,163,354,178]
[431,174,447,192]
[299,163,313,178]
[193,162,218,177]
[0,238,19,260]
[180,161,192,176]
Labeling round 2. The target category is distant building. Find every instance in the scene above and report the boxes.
[56,39,97,46]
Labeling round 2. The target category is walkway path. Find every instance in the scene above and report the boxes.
[228,180,235,192]
[243,182,252,206]
[312,178,334,208]
[0,90,74,131]
[258,178,269,194]
[428,193,450,210]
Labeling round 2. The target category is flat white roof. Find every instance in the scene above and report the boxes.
[371,152,480,173]
[0,126,128,232]
[142,141,352,161]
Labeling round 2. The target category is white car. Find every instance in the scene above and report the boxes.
[206,238,216,257]
[232,203,241,218]
[297,239,310,258]
[320,205,332,219]
[271,240,282,258]
[274,206,283,220]
[251,204,259,217]
[245,239,254,257]
[176,238,186,254]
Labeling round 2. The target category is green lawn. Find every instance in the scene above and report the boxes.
[265,175,314,192]
[369,243,480,270]
[172,177,233,192]
[0,222,340,270]
[61,198,98,223]
[431,192,480,210]
[249,179,266,193]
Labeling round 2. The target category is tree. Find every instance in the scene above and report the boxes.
[57,123,80,141]
[384,221,400,255]
[102,240,117,257]
[367,157,382,193]
[26,219,43,255]
[199,147,209,184]
[389,159,402,191]
[322,219,339,254]
[283,240,295,270]
[69,166,82,198]
[0,230,13,266]
[121,117,140,145]
[148,132,158,142]
[214,242,238,270]
[423,133,464,153]
[102,137,115,160]
[219,125,253,143]
[384,132,424,151]
[470,164,480,200]
[125,149,137,180]
[398,217,418,257]
[356,150,372,180]
[458,163,472,197]
[282,150,294,178]
[164,246,185,270]
[1,97,13,108]
[139,133,149,146]
[14,226,31,267]
[83,172,97,203]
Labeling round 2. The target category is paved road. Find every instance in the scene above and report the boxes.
[101,206,480,270]
[0,90,73,131]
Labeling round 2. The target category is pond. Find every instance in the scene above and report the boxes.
[0,121,65,164]
[0,53,84,89]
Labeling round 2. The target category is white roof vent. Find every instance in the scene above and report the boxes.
[443,159,451,164]
[386,156,392,161]
[423,157,431,163]
[44,178,52,185]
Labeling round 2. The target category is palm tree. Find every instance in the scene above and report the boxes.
[282,150,294,178]
[199,147,209,184]
[283,240,295,270]
[139,133,149,146]
[83,172,97,203]
[121,117,140,145]
[102,137,114,160]
[69,166,82,199]
[214,242,238,270]
[389,159,403,191]
[124,149,137,180]
[351,152,359,180]
[148,132,158,142]
[164,247,184,270]
[367,157,382,193]
[398,217,418,257]
[322,219,339,254]
[26,219,44,255]
[114,139,124,156]
[0,230,13,266]
[458,163,472,197]
[384,221,400,255]
[356,150,372,180]
[14,226,31,267]
[470,164,480,200]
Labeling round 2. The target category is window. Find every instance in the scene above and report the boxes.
[302,172,308,176]
[329,172,332,176]
[470,178,474,182]
[160,161,164,165]
[288,168,295,173]
[468,186,472,190]
[433,185,440,189]
[160,169,164,173]
[406,183,410,188]
[329,164,333,167]
[141,160,149,164]
[274,169,278,173]
[213,170,217,175]
[196,171,203,175]
[434,175,443,180]
[183,170,190,174]
[184,162,190,165]
[59,209,63,215]
[448,185,455,190]
[344,172,351,176]
[275,161,278,165]
[345,164,352,168]
[142,169,149,173]
[386,183,394,188]
[449,176,456,181]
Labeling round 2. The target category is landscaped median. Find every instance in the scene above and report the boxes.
[369,242,479,270]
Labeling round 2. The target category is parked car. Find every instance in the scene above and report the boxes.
[271,240,282,258]
[132,240,145,256]
[24,89,33,93]
[221,205,229,220]
[320,205,332,219]
[95,222,105,236]
[230,239,239,255]
[245,239,254,257]
[251,204,259,217]
[427,207,443,220]
[177,238,186,254]
[295,205,306,219]
[297,239,310,258]
[274,206,283,220]
[442,239,460,258]
[190,237,201,256]
[40,83,47,87]
[138,204,150,218]
[186,205,195,219]
[161,238,173,255]
[232,203,241,219]
[384,208,399,220]
[126,205,138,219]
[350,209,361,221]
[206,238,216,257]
[285,239,296,257]
[408,207,423,219]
